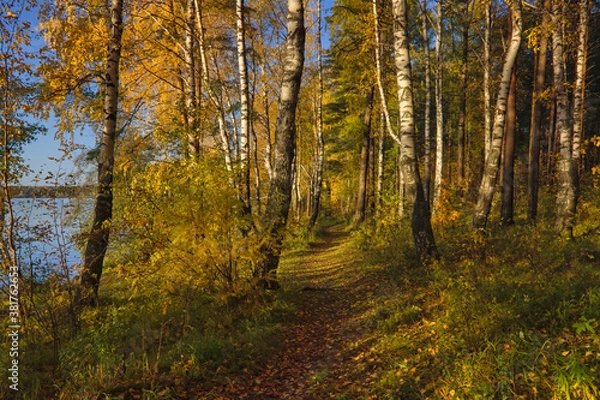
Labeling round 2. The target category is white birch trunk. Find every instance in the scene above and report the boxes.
[194,0,233,173]
[392,0,438,261]
[433,0,444,211]
[421,0,432,203]
[308,0,325,229]
[473,0,522,229]
[572,0,590,166]
[236,0,251,211]
[483,0,492,160]
[257,0,305,288]
[80,0,124,304]
[553,0,576,235]
[373,0,401,144]
[183,0,199,156]
[376,110,385,215]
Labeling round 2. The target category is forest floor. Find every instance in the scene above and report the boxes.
[192,225,390,399]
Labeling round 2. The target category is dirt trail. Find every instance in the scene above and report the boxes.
[195,226,384,399]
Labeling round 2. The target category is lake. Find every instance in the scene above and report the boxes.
[7,197,88,282]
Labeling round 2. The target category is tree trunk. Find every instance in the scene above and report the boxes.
[373,0,401,145]
[195,0,234,174]
[376,110,385,215]
[308,0,324,230]
[393,0,438,262]
[433,0,444,211]
[79,0,123,306]
[473,0,522,230]
[263,90,274,180]
[237,0,252,214]
[572,0,590,191]
[457,11,468,191]
[546,97,556,176]
[421,0,432,203]
[256,0,305,289]
[354,87,375,225]
[183,0,199,157]
[483,0,492,161]
[527,0,550,225]
[501,60,517,225]
[552,0,576,236]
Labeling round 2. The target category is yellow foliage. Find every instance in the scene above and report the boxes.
[114,157,259,294]
[432,186,460,227]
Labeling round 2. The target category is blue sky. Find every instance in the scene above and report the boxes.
[20,0,335,186]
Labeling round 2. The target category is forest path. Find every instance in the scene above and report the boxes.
[198,225,387,399]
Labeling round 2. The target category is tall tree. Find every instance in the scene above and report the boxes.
[183,0,199,157]
[308,0,325,230]
[236,0,252,213]
[483,0,492,160]
[552,0,576,236]
[392,0,438,261]
[501,60,517,225]
[79,0,124,305]
[433,0,444,211]
[473,0,522,230]
[572,0,590,175]
[0,0,41,272]
[527,0,551,225]
[456,2,469,191]
[354,87,375,224]
[255,0,305,289]
[421,0,432,203]
[376,111,385,215]
[372,0,401,146]
[194,0,234,173]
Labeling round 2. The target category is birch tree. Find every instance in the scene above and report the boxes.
[255,0,305,289]
[194,0,234,173]
[372,0,401,146]
[392,0,438,261]
[483,0,492,160]
[552,0,576,235]
[308,0,325,230]
[79,0,124,305]
[236,0,251,213]
[433,0,444,210]
[473,0,522,230]
[421,0,432,202]
[572,0,590,173]
[183,0,199,157]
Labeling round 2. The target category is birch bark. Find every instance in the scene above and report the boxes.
[236,0,251,212]
[392,0,438,261]
[421,0,432,202]
[308,0,325,229]
[473,0,522,229]
[433,0,444,211]
[256,0,305,289]
[552,0,576,235]
[79,0,124,305]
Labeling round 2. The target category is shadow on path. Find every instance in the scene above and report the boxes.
[192,225,386,399]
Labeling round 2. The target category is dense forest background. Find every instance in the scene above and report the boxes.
[2,0,600,398]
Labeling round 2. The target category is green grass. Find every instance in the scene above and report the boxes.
[4,198,600,399]
[358,217,600,399]
[0,275,297,399]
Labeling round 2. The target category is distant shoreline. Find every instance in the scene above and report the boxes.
[5,185,95,199]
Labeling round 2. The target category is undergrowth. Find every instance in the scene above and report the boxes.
[359,193,600,399]
[0,272,297,399]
